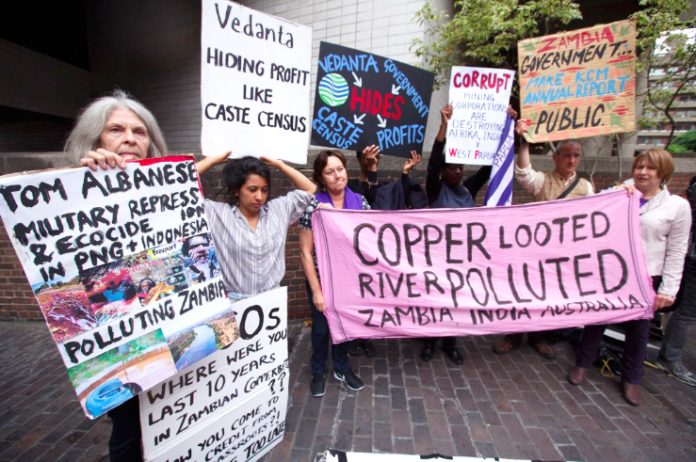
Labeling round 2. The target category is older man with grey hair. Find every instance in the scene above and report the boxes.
[493,118,594,360]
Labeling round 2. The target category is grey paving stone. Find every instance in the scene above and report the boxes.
[3,320,696,462]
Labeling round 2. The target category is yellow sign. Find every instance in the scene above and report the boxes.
[518,20,636,142]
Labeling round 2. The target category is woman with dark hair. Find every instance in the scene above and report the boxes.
[567,148,691,405]
[196,154,315,298]
[299,150,368,398]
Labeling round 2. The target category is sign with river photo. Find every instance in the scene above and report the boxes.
[0,156,237,419]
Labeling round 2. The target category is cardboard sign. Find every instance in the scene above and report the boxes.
[0,156,237,419]
[446,66,514,165]
[201,0,312,163]
[311,42,434,157]
[311,191,655,343]
[518,20,636,142]
[141,288,288,462]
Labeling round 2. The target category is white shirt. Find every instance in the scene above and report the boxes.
[204,190,312,296]
[638,189,692,297]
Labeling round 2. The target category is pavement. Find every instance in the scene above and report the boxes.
[2,319,696,462]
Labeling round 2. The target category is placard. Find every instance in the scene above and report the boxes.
[201,0,312,163]
[446,66,514,165]
[518,20,636,142]
[141,288,288,462]
[311,42,434,157]
[0,156,236,419]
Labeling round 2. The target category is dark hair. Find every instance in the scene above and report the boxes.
[222,156,272,205]
[355,146,366,159]
[312,150,347,186]
[182,234,211,257]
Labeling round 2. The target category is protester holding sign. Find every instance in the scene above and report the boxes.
[420,104,492,365]
[300,150,367,397]
[75,90,316,460]
[66,89,171,462]
[568,149,691,405]
[346,145,424,357]
[350,145,424,209]
[493,118,594,361]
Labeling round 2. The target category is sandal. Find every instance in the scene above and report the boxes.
[531,342,556,360]
[492,339,520,355]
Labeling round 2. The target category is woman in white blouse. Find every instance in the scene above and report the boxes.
[567,148,691,406]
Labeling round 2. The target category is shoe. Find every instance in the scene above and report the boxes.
[657,359,696,387]
[362,340,376,358]
[334,369,365,391]
[492,338,520,355]
[567,366,588,386]
[310,373,326,397]
[622,381,640,406]
[442,347,464,365]
[348,341,364,356]
[531,341,557,360]
[420,343,434,361]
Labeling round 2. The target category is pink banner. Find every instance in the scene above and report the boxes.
[312,191,655,343]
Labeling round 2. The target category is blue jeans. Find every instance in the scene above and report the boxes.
[661,257,696,363]
[307,282,350,375]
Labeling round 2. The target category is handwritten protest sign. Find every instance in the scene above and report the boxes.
[311,191,654,343]
[141,288,288,462]
[201,0,312,163]
[446,66,514,165]
[0,156,238,419]
[311,42,434,157]
[323,451,537,461]
[518,20,636,142]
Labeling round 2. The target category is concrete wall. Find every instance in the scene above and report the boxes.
[0,39,90,120]
[82,0,449,155]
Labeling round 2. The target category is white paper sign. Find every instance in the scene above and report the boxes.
[324,451,534,461]
[141,287,289,462]
[201,0,312,163]
[0,156,238,419]
[445,66,515,165]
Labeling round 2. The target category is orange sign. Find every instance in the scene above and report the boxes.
[518,20,636,142]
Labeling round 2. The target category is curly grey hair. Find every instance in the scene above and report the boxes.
[64,89,167,162]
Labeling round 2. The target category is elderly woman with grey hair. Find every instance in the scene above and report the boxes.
[71,90,315,461]
[66,89,167,168]
[64,89,166,461]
